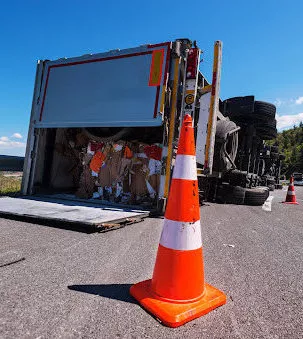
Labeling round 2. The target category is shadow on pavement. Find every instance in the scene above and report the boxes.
[0,213,95,234]
[68,284,136,303]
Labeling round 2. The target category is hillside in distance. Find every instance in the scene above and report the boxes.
[268,122,303,175]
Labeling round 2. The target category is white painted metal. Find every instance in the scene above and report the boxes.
[196,92,211,165]
[172,155,197,180]
[21,61,44,195]
[160,219,202,250]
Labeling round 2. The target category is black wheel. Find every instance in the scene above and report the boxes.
[255,119,277,130]
[224,170,247,187]
[253,101,276,120]
[223,96,254,118]
[255,119,277,140]
[215,120,238,141]
[244,188,268,206]
[227,99,276,123]
[216,183,233,203]
[216,183,245,205]
[213,120,238,172]
[232,186,245,204]
[260,130,277,140]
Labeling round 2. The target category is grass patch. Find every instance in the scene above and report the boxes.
[0,173,22,195]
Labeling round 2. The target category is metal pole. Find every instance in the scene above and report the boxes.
[164,57,181,198]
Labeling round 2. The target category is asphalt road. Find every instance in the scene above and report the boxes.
[1,187,303,339]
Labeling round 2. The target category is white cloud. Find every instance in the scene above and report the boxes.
[0,136,26,150]
[0,141,26,148]
[276,112,303,130]
[295,97,303,105]
[274,97,302,107]
[274,99,283,107]
[11,133,23,139]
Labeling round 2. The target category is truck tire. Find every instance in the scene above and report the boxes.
[258,129,277,140]
[244,188,268,206]
[227,100,276,122]
[215,120,238,141]
[232,186,245,204]
[253,101,276,120]
[223,170,247,187]
[213,120,238,171]
[216,183,245,204]
[256,120,277,139]
[255,119,277,130]
[216,183,233,203]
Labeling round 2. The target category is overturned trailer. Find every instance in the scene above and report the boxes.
[0,39,280,229]
[20,39,221,218]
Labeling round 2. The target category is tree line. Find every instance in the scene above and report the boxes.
[268,122,303,176]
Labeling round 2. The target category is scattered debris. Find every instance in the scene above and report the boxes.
[262,196,274,212]
[55,130,163,208]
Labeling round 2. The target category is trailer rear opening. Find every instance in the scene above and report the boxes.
[30,126,164,209]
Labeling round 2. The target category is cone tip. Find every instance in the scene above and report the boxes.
[183,114,192,127]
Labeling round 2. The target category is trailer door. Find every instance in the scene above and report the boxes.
[34,43,171,128]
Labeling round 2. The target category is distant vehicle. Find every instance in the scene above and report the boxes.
[293,172,303,181]
[293,172,303,185]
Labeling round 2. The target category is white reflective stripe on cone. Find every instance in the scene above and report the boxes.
[172,155,197,181]
[160,219,202,251]
[287,191,295,195]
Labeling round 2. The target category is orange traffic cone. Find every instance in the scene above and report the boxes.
[283,176,299,205]
[130,114,226,328]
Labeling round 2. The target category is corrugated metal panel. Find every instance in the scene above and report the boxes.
[35,44,170,128]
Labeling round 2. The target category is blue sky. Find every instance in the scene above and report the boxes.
[1,0,303,156]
